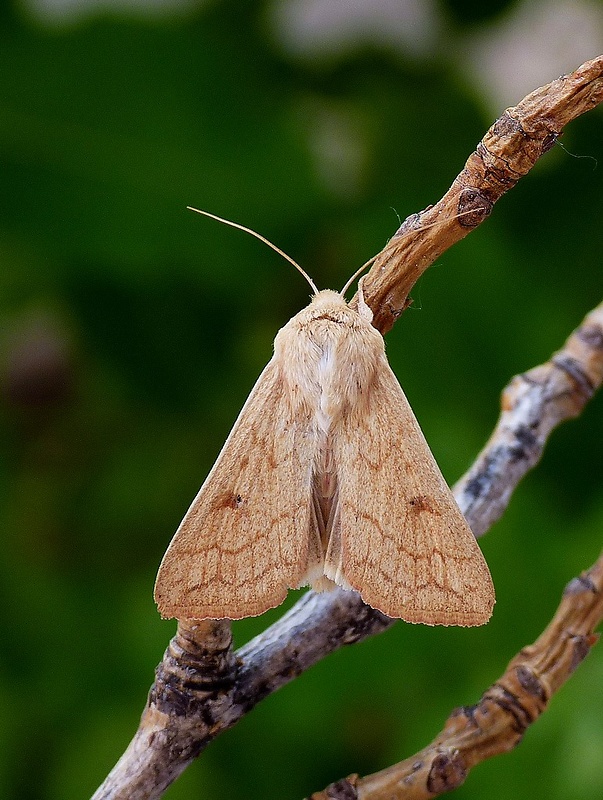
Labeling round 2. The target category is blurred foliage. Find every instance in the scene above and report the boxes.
[0,1,602,799]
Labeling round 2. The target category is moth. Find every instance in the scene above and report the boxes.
[154,211,495,626]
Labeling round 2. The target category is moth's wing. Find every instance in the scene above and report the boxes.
[328,359,495,626]
[154,359,322,620]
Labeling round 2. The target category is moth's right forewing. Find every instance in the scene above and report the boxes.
[154,359,320,620]
[332,358,495,626]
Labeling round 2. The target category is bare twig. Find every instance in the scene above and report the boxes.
[311,552,603,800]
[457,301,603,536]
[92,57,603,800]
[359,54,603,334]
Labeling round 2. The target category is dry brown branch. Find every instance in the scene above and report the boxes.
[92,56,603,800]
[359,54,603,334]
[310,552,603,800]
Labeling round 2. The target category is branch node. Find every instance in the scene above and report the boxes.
[514,665,547,703]
[564,574,598,596]
[150,620,237,716]
[309,774,359,800]
[456,188,493,227]
[485,684,535,733]
[426,750,467,794]
[568,633,597,673]
[551,355,595,405]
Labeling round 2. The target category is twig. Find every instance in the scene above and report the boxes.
[359,54,603,334]
[457,301,603,536]
[92,56,603,800]
[310,552,603,800]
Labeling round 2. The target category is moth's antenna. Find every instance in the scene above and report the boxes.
[339,254,379,298]
[187,207,319,295]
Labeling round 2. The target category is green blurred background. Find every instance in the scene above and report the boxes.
[1,0,603,798]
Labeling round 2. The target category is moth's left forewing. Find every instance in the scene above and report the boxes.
[329,346,495,626]
[154,357,323,620]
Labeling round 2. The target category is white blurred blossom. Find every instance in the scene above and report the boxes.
[269,0,440,60]
[461,0,603,111]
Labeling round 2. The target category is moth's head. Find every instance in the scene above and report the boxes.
[307,285,373,325]
[309,289,346,310]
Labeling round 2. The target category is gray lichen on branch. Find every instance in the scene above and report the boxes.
[91,55,603,800]
[457,302,603,537]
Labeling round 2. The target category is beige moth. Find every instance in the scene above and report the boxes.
[154,211,495,626]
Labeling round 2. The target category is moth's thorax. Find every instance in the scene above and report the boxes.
[274,290,385,430]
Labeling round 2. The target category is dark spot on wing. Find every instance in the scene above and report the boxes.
[408,495,436,514]
[213,492,247,510]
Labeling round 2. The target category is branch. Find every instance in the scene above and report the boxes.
[93,299,603,800]
[92,56,603,800]
[457,302,603,536]
[360,54,603,334]
[310,552,603,800]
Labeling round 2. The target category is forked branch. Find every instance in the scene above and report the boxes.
[92,56,603,800]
